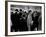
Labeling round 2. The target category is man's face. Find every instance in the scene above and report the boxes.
[21,13,27,20]
[17,12,19,14]
[33,12,37,17]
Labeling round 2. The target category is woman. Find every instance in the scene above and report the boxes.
[27,10,33,31]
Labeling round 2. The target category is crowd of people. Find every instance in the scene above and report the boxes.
[11,8,41,32]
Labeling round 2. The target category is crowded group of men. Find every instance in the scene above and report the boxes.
[11,8,41,32]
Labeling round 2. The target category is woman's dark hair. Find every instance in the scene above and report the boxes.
[28,10,32,14]
[28,10,32,13]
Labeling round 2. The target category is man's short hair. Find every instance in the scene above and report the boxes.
[20,9,22,11]
[15,9,18,12]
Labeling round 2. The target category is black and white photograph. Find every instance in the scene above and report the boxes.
[10,5,42,32]
[6,2,45,35]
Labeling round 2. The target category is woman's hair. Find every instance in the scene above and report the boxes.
[28,10,32,13]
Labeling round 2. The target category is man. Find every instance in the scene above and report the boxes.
[14,9,20,31]
[31,11,39,31]
[11,12,15,32]
[19,10,28,31]
[11,9,20,32]
[21,11,28,31]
